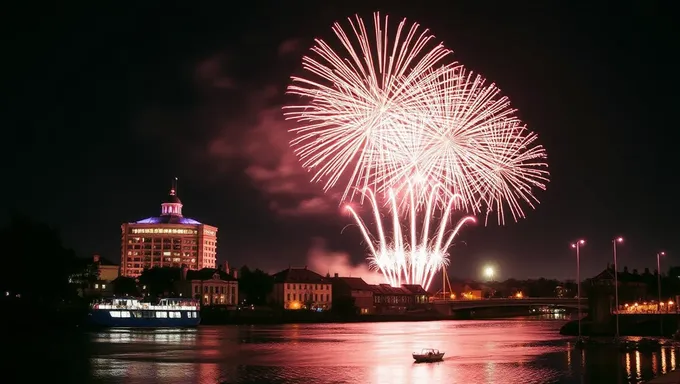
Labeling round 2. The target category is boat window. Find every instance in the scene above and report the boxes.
[110,311,121,318]
[120,311,131,318]
[156,311,167,318]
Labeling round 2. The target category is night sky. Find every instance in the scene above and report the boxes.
[2,2,676,282]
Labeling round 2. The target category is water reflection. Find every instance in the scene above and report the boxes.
[15,319,680,383]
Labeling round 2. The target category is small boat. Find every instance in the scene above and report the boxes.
[412,348,445,363]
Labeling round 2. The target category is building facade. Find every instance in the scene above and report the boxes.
[331,274,374,314]
[120,183,217,277]
[174,265,238,306]
[271,267,332,311]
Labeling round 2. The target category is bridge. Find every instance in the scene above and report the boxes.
[432,297,586,313]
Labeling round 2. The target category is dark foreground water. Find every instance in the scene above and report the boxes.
[12,316,680,383]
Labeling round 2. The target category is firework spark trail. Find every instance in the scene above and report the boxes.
[285,12,550,288]
[284,12,457,205]
[345,184,476,291]
[285,13,549,223]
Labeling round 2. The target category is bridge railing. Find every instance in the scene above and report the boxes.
[431,297,580,302]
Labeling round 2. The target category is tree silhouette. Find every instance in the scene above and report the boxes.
[0,214,81,302]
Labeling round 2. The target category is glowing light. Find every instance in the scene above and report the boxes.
[615,237,623,243]
[571,239,586,248]
[515,291,523,298]
[285,12,549,224]
[345,184,475,291]
[285,12,549,289]
[484,266,495,280]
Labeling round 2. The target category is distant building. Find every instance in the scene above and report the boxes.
[174,264,238,306]
[590,265,648,303]
[330,274,374,314]
[120,181,218,277]
[93,254,119,282]
[271,267,332,311]
[70,255,119,297]
[370,284,429,314]
[449,283,483,300]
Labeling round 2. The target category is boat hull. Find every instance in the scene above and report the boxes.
[88,311,201,328]
[413,353,445,363]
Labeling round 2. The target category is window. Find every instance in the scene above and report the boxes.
[287,293,291,301]
[102,284,106,289]
[110,311,121,318]
[120,311,131,318]
[94,284,99,289]
[156,311,167,318]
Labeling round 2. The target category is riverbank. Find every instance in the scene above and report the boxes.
[560,314,680,337]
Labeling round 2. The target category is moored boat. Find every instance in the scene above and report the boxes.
[412,348,445,363]
[88,298,201,328]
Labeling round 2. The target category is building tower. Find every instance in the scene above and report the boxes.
[120,179,218,277]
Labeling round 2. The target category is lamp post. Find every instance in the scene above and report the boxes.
[657,251,666,336]
[613,237,623,340]
[571,239,586,340]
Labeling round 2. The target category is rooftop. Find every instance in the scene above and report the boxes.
[273,267,328,284]
[135,216,202,225]
[185,268,236,281]
[332,276,373,291]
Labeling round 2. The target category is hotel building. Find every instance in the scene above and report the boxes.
[120,183,218,277]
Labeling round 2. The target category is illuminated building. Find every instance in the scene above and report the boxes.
[330,274,375,314]
[174,265,238,306]
[271,267,332,311]
[120,183,217,277]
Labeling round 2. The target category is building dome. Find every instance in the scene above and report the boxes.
[164,189,182,205]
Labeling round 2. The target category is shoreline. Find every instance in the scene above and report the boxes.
[559,314,680,337]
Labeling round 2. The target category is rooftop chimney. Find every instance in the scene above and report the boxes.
[93,254,100,263]
[232,269,238,279]
[334,273,339,278]
[224,261,230,274]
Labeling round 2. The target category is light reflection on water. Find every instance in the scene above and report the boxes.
[16,318,680,383]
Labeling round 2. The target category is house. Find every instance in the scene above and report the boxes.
[402,284,429,305]
[330,274,374,314]
[71,255,120,297]
[449,282,483,300]
[370,284,414,314]
[590,264,648,304]
[271,267,332,311]
[174,265,238,306]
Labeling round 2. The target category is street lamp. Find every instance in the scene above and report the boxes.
[484,266,495,281]
[571,239,586,341]
[657,251,666,336]
[613,236,624,340]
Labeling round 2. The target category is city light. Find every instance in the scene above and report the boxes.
[484,266,495,280]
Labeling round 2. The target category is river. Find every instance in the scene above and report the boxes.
[16,316,680,383]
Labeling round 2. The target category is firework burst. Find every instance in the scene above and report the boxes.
[345,184,475,291]
[285,12,550,288]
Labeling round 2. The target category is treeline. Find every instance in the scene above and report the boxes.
[0,215,98,304]
[106,266,275,305]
